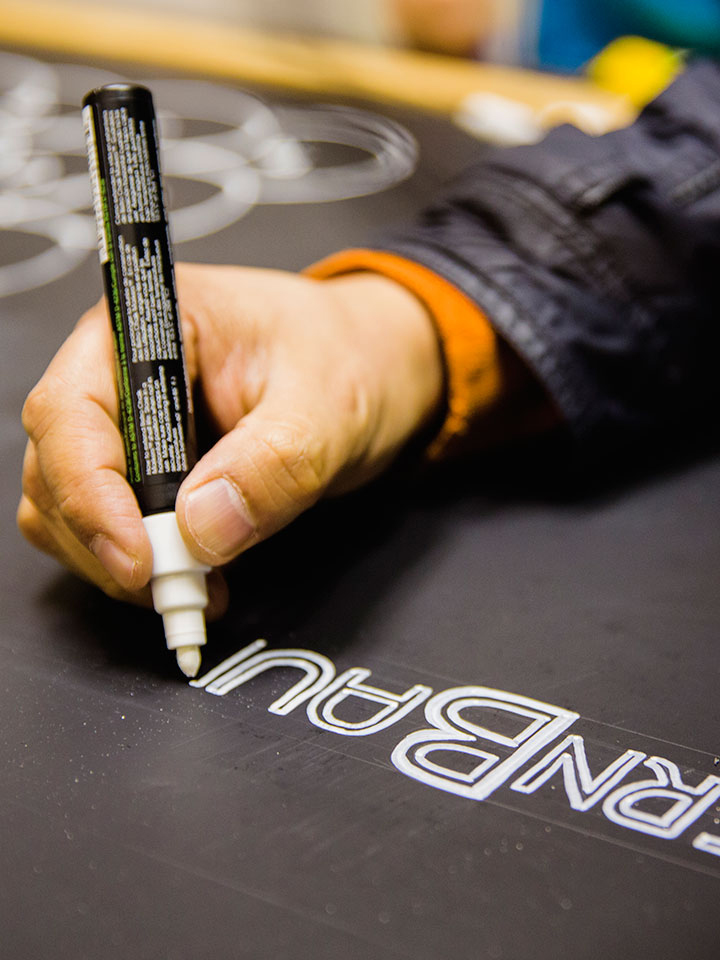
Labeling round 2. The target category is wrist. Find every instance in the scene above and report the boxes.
[306,250,504,457]
[320,271,446,473]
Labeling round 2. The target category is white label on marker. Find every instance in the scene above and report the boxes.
[83,105,108,264]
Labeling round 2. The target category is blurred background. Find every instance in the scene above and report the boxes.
[123,0,713,76]
[1,0,696,128]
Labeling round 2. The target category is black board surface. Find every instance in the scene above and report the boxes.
[1,49,719,960]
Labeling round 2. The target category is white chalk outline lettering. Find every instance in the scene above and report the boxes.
[511,734,647,811]
[391,686,578,800]
[305,668,432,736]
[191,639,336,715]
[193,644,720,870]
[602,757,720,840]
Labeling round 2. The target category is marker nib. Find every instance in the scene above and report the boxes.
[176,645,202,678]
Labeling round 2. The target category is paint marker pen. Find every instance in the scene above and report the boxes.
[83,83,208,678]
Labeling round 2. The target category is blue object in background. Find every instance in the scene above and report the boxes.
[534,0,720,71]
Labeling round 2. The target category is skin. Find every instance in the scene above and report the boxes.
[18,263,445,616]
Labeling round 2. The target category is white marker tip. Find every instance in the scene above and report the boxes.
[176,645,202,678]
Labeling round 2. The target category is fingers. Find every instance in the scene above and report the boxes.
[19,298,230,620]
[17,482,153,607]
[19,304,153,595]
[176,400,339,565]
[173,269,444,566]
[19,265,444,610]
[18,484,229,617]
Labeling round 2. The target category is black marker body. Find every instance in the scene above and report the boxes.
[83,84,195,516]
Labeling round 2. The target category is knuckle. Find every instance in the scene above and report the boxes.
[21,383,51,441]
[258,420,328,505]
[54,473,97,540]
[53,469,131,550]
[341,374,376,450]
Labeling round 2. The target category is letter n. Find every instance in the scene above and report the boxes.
[510,734,646,810]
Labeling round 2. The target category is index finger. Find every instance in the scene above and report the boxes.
[22,302,153,590]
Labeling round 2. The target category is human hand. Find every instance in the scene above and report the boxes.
[18,263,444,610]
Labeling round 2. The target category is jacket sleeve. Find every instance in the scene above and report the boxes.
[367,59,720,460]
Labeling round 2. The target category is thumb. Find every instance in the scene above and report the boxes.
[176,405,338,565]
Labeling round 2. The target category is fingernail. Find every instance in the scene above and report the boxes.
[91,535,139,588]
[185,478,255,560]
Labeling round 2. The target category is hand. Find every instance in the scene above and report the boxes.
[18,263,444,610]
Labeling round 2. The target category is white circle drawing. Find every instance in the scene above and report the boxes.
[0,54,418,297]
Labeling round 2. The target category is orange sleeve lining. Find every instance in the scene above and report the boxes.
[305,249,502,458]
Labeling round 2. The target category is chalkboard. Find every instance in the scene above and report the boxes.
[2,49,719,960]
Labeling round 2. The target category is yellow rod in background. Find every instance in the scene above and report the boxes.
[0,0,633,129]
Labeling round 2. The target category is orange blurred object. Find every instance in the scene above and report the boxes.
[389,0,494,56]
